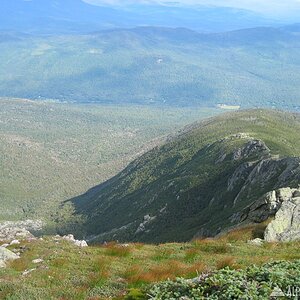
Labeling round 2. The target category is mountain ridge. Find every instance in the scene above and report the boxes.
[68,109,300,243]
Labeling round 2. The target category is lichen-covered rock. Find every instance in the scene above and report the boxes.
[265,197,300,242]
[0,247,20,268]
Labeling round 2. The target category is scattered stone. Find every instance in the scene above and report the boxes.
[61,234,88,247]
[22,268,36,276]
[32,258,44,264]
[1,243,9,248]
[247,238,264,246]
[10,240,20,245]
[74,240,88,247]
[135,214,156,234]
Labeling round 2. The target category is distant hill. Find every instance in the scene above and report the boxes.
[71,110,300,243]
[0,26,300,109]
[0,0,281,33]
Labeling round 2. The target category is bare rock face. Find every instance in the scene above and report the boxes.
[264,196,300,242]
[232,139,270,161]
[233,186,300,242]
[235,187,299,224]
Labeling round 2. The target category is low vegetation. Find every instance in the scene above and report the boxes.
[0,227,299,299]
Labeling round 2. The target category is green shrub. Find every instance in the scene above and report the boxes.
[146,260,300,299]
[125,288,146,300]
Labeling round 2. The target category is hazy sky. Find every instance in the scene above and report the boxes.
[84,0,300,18]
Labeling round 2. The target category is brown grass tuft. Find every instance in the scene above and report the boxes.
[216,256,236,270]
[104,243,131,257]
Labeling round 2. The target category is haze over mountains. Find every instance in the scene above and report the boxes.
[0,0,285,33]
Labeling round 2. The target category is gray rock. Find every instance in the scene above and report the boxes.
[265,197,300,242]
[236,187,299,224]
[0,220,42,242]
[0,247,20,268]
[232,140,270,161]
[32,258,44,264]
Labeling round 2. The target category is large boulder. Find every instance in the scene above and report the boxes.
[0,247,20,268]
[264,196,300,242]
[235,187,299,224]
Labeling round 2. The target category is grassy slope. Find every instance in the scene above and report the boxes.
[0,28,300,109]
[0,98,219,223]
[1,226,299,299]
[73,109,300,242]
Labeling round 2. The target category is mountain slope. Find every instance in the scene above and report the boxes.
[71,110,300,243]
[0,98,216,223]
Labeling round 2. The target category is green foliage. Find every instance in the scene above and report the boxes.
[74,109,300,243]
[1,237,300,299]
[125,288,146,300]
[147,260,300,299]
[0,98,217,226]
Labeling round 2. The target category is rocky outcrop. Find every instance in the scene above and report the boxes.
[265,194,300,242]
[232,187,300,242]
[0,220,43,241]
[232,139,270,161]
[55,234,88,247]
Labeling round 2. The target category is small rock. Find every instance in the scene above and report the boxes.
[247,238,264,246]
[22,268,36,276]
[10,240,20,245]
[32,258,44,264]
[1,244,9,248]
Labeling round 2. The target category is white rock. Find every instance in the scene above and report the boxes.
[32,258,44,264]
[61,234,88,247]
[10,240,20,245]
[74,240,88,247]
[247,238,264,246]
[22,268,36,276]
